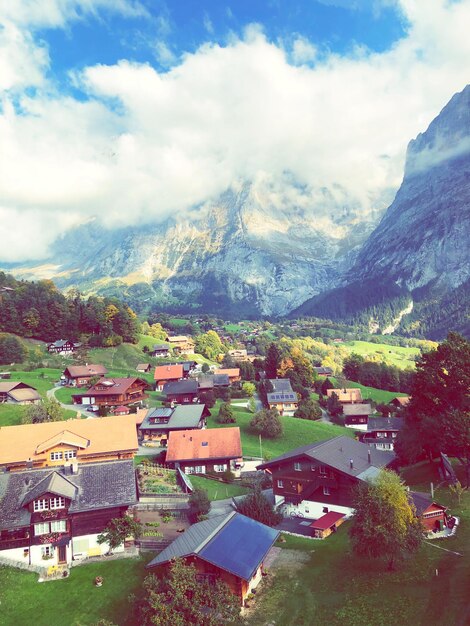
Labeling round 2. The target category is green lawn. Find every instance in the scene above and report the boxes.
[209,402,352,459]
[248,464,470,626]
[330,377,407,404]
[342,340,420,370]
[188,475,250,501]
[54,386,88,404]
[0,404,27,426]
[0,556,151,626]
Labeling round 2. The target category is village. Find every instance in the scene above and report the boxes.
[0,324,468,625]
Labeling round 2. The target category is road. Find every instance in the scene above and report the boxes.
[47,384,92,418]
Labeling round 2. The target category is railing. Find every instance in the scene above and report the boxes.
[0,537,29,550]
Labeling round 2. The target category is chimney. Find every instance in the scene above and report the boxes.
[368,450,371,464]
[349,459,354,470]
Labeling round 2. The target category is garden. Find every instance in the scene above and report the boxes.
[136,463,184,495]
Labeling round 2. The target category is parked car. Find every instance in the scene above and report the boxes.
[87,404,99,412]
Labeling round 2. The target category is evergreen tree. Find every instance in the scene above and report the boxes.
[265,343,282,379]
[217,402,236,424]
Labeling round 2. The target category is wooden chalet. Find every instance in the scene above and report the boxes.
[228,349,249,362]
[358,417,403,450]
[139,404,209,446]
[72,377,149,408]
[146,512,279,605]
[313,367,333,377]
[342,404,373,430]
[0,382,40,405]
[327,388,363,404]
[0,460,137,568]
[136,363,151,373]
[0,416,138,472]
[62,365,108,387]
[214,368,241,383]
[150,344,171,358]
[257,436,395,519]
[154,364,184,391]
[166,427,243,476]
[165,335,195,354]
[165,361,197,378]
[410,492,449,533]
[162,379,199,404]
[267,379,298,416]
[47,340,80,355]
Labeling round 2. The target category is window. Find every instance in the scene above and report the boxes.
[50,520,66,533]
[64,450,76,460]
[185,466,205,474]
[50,497,65,510]
[323,487,330,496]
[319,466,327,475]
[377,432,385,438]
[213,464,227,473]
[50,451,63,461]
[41,546,54,558]
[23,548,29,558]
[34,523,49,536]
[33,499,48,512]
[277,480,284,488]
[294,462,301,472]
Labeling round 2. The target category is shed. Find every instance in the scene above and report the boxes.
[310,511,345,538]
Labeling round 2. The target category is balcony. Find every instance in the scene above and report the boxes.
[0,536,30,550]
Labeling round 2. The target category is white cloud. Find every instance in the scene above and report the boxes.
[291,36,318,65]
[0,0,469,261]
[203,12,214,35]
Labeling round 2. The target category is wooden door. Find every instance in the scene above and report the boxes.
[58,544,67,563]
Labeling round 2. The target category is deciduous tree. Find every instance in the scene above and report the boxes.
[250,408,283,439]
[97,517,142,553]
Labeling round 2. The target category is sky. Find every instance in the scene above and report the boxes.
[0,0,469,262]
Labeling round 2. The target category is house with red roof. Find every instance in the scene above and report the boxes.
[166,427,243,477]
[153,364,184,391]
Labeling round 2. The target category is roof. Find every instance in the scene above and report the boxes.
[215,368,240,378]
[113,405,130,414]
[0,460,137,530]
[409,491,447,517]
[392,396,410,406]
[166,427,242,462]
[257,436,395,478]
[267,391,297,403]
[213,374,230,386]
[0,416,138,466]
[63,365,108,378]
[0,382,37,394]
[313,367,333,375]
[140,405,206,432]
[152,344,170,350]
[163,379,198,396]
[269,379,293,392]
[154,364,184,381]
[136,364,150,370]
[7,388,41,402]
[366,417,403,432]
[35,430,89,454]
[75,377,149,397]
[310,511,345,530]
[342,404,372,417]
[167,335,193,343]
[48,339,75,348]
[146,512,279,581]
[327,388,363,402]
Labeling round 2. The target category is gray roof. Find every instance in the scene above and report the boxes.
[366,417,403,432]
[342,404,373,416]
[267,391,297,403]
[257,436,395,479]
[163,379,198,395]
[152,344,170,350]
[0,460,137,530]
[213,374,230,386]
[140,405,205,432]
[269,379,293,392]
[409,491,446,516]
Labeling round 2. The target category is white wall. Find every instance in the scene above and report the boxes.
[281,499,355,520]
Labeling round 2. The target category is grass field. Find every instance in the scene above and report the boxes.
[188,475,250,501]
[209,402,353,459]
[343,340,420,370]
[329,377,407,404]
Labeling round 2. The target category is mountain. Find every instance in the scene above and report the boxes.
[294,85,470,338]
[10,181,385,317]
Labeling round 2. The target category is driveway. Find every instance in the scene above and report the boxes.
[48,385,92,417]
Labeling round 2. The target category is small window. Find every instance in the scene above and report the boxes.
[33,499,48,512]
[50,451,63,461]
[50,497,65,510]
[277,480,284,488]
[294,462,301,471]
[323,487,330,496]
[319,466,327,475]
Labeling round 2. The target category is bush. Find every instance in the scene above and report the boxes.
[222,470,235,483]
[188,488,210,523]
[250,408,283,439]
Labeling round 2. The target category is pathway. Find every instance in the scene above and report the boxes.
[47,385,90,418]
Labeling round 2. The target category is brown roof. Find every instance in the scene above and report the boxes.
[0,381,37,393]
[0,416,138,466]
[327,388,363,403]
[78,377,149,397]
[154,364,184,381]
[7,388,41,402]
[215,368,240,377]
[64,365,108,378]
[166,427,242,463]
[167,335,193,343]
[393,396,410,406]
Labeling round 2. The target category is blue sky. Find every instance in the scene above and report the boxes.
[0,0,469,262]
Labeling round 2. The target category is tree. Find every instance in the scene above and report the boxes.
[139,559,241,626]
[326,392,343,418]
[349,469,422,570]
[242,382,256,397]
[248,397,256,413]
[250,408,283,439]
[0,334,26,364]
[188,488,210,522]
[265,343,282,379]
[194,331,224,361]
[449,480,466,505]
[198,390,215,409]
[97,516,142,553]
[217,402,235,424]
[239,361,255,381]
[201,363,210,373]
[320,377,334,395]
[294,398,322,421]
[22,398,63,424]
[236,486,282,527]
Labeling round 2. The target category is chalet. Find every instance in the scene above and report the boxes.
[0,416,138,472]
[342,404,373,430]
[228,349,249,362]
[313,367,333,377]
[197,374,230,391]
[163,379,199,404]
[146,512,279,605]
[214,368,241,384]
[391,396,410,409]
[112,405,131,416]
[0,459,137,568]
[62,365,108,387]
[327,388,363,404]
[154,364,184,391]
[166,427,243,476]
[136,363,151,373]
[165,335,195,354]
[47,339,81,355]
[150,344,170,358]
[410,492,449,533]
[165,361,198,377]
[358,417,403,450]
[72,378,149,408]
[257,435,395,519]
[139,404,209,446]
[267,379,298,417]
[0,382,40,405]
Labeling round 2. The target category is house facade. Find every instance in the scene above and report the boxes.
[0,416,138,472]
[267,379,298,416]
[62,365,108,387]
[0,382,41,405]
[139,405,209,446]
[47,340,80,355]
[163,379,199,404]
[150,344,171,358]
[358,417,403,450]
[342,404,372,430]
[166,427,243,476]
[0,460,137,568]
[154,364,184,391]
[165,336,195,354]
[146,512,279,605]
[72,377,149,408]
[257,436,395,519]
[410,492,449,532]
